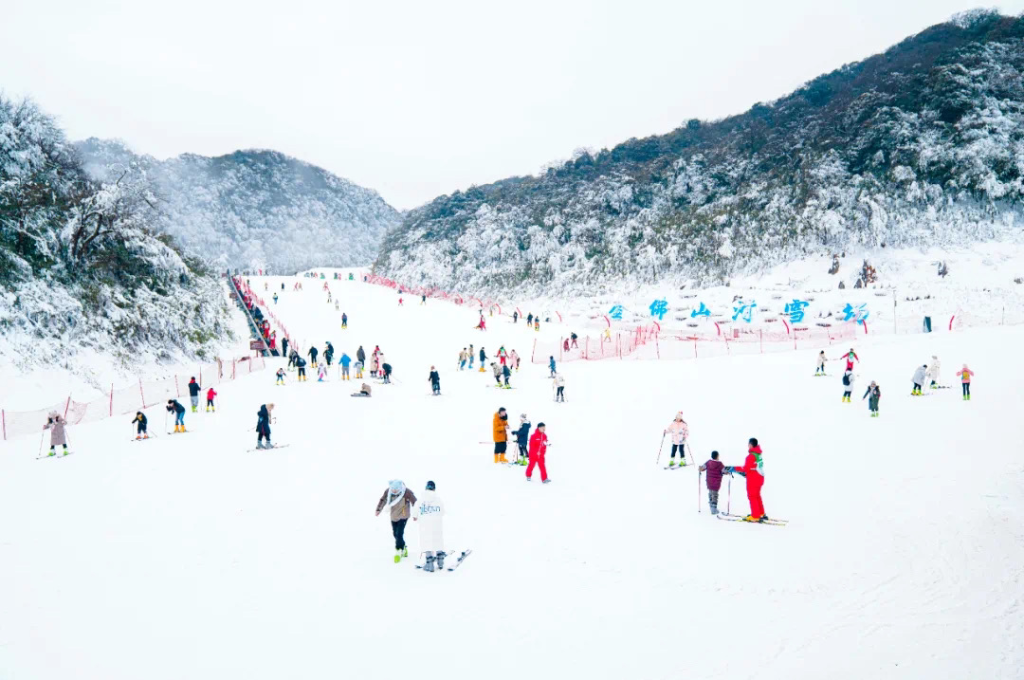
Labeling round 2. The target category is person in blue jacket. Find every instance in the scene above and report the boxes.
[340,352,352,380]
[548,356,556,378]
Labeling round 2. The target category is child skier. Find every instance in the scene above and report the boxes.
[843,348,859,372]
[815,351,827,376]
[375,480,417,563]
[255,403,274,448]
[911,364,927,396]
[429,366,441,395]
[863,381,881,417]
[664,412,689,466]
[340,353,351,380]
[273,293,278,304]
[317,363,328,382]
[167,399,186,433]
[188,377,201,412]
[699,451,725,514]
[514,414,531,465]
[206,387,217,412]
[497,347,508,366]
[276,368,286,385]
[132,412,148,440]
[43,412,69,456]
[341,313,348,329]
[549,356,556,378]
[956,364,975,400]
[491,362,502,387]
[927,355,942,389]
[526,422,550,483]
[553,373,566,402]
[728,438,766,522]
[502,363,512,389]
[354,360,364,380]
[841,369,855,402]
[413,480,445,571]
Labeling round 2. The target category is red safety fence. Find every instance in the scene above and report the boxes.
[1,355,266,442]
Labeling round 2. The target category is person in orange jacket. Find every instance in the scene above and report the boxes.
[206,387,217,412]
[492,407,509,463]
[728,438,767,522]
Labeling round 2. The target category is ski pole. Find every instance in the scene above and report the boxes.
[655,433,666,466]
[698,470,702,513]
[38,430,45,458]
[727,475,732,515]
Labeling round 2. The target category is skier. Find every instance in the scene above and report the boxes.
[478,347,487,372]
[534,319,540,331]
[428,366,441,395]
[382,361,393,384]
[166,399,186,433]
[317,363,328,382]
[911,364,927,396]
[458,348,468,371]
[510,349,520,371]
[513,311,518,323]
[281,337,289,359]
[526,422,550,483]
[468,344,475,370]
[553,372,566,402]
[841,369,855,403]
[414,480,445,571]
[842,348,859,372]
[527,313,534,326]
[324,341,335,367]
[399,297,404,306]
[341,313,348,329]
[188,377,201,412]
[340,352,351,380]
[206,387,217,412]
[664,412,689,467]
[132,412,149,440]
[728,438,766,522]
[490,362,502,387]
[308,345,319,368]
[281,283,285,291]
[273,293,278,304]
[43,412,70,456]
[956,364,975,400]
[502,363,512,389]
[370,352,380,378]
[421,294,427,305]
[375,480,417,563]
[570,332,579,349]
[927,355,941,389]
[352,383,372,397]
[256,403,274,449]
[497,346,508,366]
[815,351,827,376]
[514,414,531,465]
[492,407,510,463]
[699,451,725,514]
[356,345,366,369]
[563,338,570,353]
[549,356,556,378]
[295,356,308,382]
[863,380,881,417]
[276,368,286,385]
[354,359,364,380]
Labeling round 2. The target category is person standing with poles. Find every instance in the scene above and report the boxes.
[43,412,70,456]
[132,412,149,440]
[699,451,725,514]
[187,377,201,412]
[255,403,274,449]
[375,480,417,563]
[553,372,566,402]
[663,412,689,467]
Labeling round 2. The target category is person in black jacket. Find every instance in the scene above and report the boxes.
[428,366,441,395]
[132,412,148,440]
[308,345,319,368]
[187,377,201,412]
[382,362,393,384]
[296,357,308,382]
[166,399,186,433]
[514,415,531,465]
[357,345,366,365]
[256,403,274,448]
[324,341,335,366]
[281,337,289,359]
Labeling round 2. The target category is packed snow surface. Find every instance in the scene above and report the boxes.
[1,270,1022,680]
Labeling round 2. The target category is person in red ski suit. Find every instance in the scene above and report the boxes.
[526,423,550,483]
[731,438,766,522]
[843,349,859,372]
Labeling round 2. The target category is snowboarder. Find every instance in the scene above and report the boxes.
[956,364,974,400]
[458,348,468,371]
[308,345,319,368]
[549,356,556,378]
[382,362,393,384]
[188,377,201,412]
[502,363,512,389]
[728,438,766,522]
[477,314,486,331]
[699,451,725,514]
[413,480,445,571]
[815,351,827,376]
[553,372,566,402]
[863,381,881,417]
[514,414,531,465]
[526,422,550,483]
[911,364,927,396]
[340,352,351,380]
[295,356,308,382]
[429,366,441,395]
[493,407,510,463]
[927,355,941,389]
[43,412,69,456]
[276,368,286,385]
[167,399,186,433]
[341,313,348,329]
[256,403,274,448]
[206,387,217,412]
[375,480,417,563]
[664,412,689,466]
[841,369,855,402]
[132,412,148,440]
[843,348,859,371]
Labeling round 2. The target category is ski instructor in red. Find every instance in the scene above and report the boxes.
[526,423,550,483]
[730,438,767,522]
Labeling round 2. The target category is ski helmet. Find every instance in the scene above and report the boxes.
[426,481,436,490]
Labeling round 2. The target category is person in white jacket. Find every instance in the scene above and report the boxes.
[926,355,941,389]
[664,412,690,467]
[553,373,566,402]
[911,364,928,396]
[414,481,446,572]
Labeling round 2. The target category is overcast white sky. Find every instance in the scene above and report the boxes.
[4,0,1023,209]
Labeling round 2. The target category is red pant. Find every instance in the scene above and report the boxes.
[746,475,765,518]
[526,452,547,482]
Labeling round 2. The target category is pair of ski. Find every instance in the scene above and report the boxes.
[663,462,690,470]
[246,444,291,452]
[716,513,788,527]
[36,452,73,460]
[415,550,472,572]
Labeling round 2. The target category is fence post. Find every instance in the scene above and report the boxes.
[64,396,71,419]
[139,379,146,409]
[175,376,180,397]
[2,409,5,441]
[531,338,536,364]
[109,384,114,417]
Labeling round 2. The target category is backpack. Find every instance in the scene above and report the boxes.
[842,373,850,386]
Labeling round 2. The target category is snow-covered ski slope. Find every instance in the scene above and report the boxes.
[1,269,1022,680]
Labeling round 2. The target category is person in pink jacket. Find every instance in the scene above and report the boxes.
[956,364,975,401]
[664,412,690,467]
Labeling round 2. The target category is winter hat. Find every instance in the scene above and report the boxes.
[388,480,405,495]
[675,411,683,420]
[520,413,527,420]
[426,481,436,490]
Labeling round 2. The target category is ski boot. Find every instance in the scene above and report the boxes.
[542,479,552,484]
[394,550,401,564]
[402,546,409,559]
[424,555,435,573]
[669,459,676,467]
[498,453,508,463]
[62,447,70,456]
[436,552,445,570]
[47,449,56,457]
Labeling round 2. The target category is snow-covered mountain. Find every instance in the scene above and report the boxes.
[375,10,1024,297]
[0,96,234,375]
[76,140,401,274]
